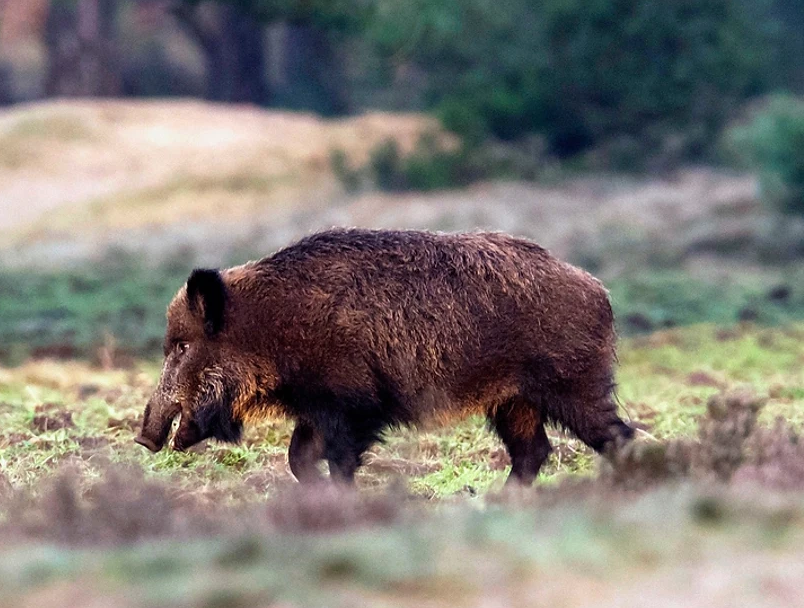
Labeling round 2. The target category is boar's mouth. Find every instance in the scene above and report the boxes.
[136,411,204,453]
[136,385,243,454]
[169,412,206,452]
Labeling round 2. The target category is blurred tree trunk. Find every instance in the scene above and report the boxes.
[0,62,12,105]
[281,23,348,115]
[45,0,121,97]
[171,2,269,104]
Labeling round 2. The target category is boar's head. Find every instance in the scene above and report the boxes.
[135,268,246,453]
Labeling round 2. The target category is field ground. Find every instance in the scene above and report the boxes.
[2,323,804,497]
[3,100,804,606]
[3,486,804,608]
[1,324,804,606]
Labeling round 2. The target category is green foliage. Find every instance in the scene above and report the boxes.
[351,136,479,192]
[392,137,472,191]
[368,139,405,191]
[329,149,362,193]
[369,0,779,159]
[337,133,551,193]
[728,95,804,215]
[0,254,191,365]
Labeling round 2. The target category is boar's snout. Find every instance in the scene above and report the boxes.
[134,435,162,453]
[136,393,177,454]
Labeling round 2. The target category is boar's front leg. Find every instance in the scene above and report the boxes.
[288,421,325,483]
[319,412,385,485]
[289,391,388,484]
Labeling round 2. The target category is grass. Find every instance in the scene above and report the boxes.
[0,254,191,365]
[0,111,97,169]
[1,326,804,605]
[0,324,802,499]
[607,268,804,332]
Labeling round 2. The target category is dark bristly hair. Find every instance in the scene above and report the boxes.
[139,228,632,484]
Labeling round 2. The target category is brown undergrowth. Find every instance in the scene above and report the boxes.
[1,388,802,547]
[0,467,408,546]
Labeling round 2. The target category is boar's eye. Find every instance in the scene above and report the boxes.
[175,341,190,356]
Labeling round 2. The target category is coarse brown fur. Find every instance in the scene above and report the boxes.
[136,228,633,485]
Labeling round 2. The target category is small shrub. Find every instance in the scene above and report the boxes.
[729,95,804,215]
[0,253,191,364]
[329,148,363,193]
[368,139,407,192]
[364,136,475,193]
[401,134,474,191]
[605,389,774,490]
[356,133,550,193]
[694,390,765,481]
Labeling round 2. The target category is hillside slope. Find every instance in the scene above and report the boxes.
[0,100,769,272]
[0,99,437,239]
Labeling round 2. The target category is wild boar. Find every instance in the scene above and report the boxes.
[136,228,633,485]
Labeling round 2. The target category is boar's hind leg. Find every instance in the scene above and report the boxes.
[491,399,552,486]
[288,421,325,483]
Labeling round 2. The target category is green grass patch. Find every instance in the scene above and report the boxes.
[608,269,804,332]
[0,325,802,498]
[0,254,192,364]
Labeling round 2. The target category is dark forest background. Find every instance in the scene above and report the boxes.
[1,0,804,167]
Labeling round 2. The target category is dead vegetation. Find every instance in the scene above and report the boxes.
[1,387,803,548]
[0,466,409,546]
[0,100,443,245]
[602,389,771,490]
[0,329,804,606]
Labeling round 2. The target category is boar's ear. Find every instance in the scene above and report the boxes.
[186,268,227,337]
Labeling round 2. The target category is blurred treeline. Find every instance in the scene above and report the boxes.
[1,0,804,166]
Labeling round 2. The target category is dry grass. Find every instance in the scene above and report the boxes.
[0,100,767,275]
[0,100,442,242]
